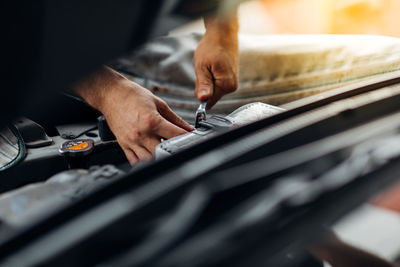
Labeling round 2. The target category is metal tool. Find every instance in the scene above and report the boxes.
[195,101,207,128]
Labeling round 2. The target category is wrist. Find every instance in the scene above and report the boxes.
[204,11,239,32]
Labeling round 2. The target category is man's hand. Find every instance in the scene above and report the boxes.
[74,66,193,165]
[100,80,193,165]
[194,11,239,109]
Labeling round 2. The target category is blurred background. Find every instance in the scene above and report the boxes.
[168,2,400,263]
[173,0,400,36]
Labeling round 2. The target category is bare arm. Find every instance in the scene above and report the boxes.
[74,66,193,165]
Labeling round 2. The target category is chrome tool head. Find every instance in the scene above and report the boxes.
[195,101,207,128]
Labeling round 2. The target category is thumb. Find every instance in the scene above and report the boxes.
[195,69,214,101]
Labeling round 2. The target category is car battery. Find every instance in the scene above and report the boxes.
[156,102,284,158]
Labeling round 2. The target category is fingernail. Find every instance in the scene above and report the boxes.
[200,88,209,95]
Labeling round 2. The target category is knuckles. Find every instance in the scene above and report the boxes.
[218,75,238,93]
[128,128,142,141]
[141,113,160,132]
[157,98,169,110]
[228,78,239,92]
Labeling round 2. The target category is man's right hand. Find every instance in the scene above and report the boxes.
[195,9,239,109]
[74,66,193,165]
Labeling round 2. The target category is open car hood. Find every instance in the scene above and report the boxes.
[0,71,399,266]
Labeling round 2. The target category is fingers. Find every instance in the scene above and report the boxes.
[121,106,190,166]
[126,120,182,166]
[124,141,157,166]
[207,73,238,109]
[195,66,238,110]
[205,92,221,110]
[131,144,153,162]
[195,67,214,102]
[157,119,189,140]
[123,147,139,166]
[157,100,193,132]
[141,137,162,156]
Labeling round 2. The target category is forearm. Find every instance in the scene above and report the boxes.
[73,66,128,113]
[203,9,239,45]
